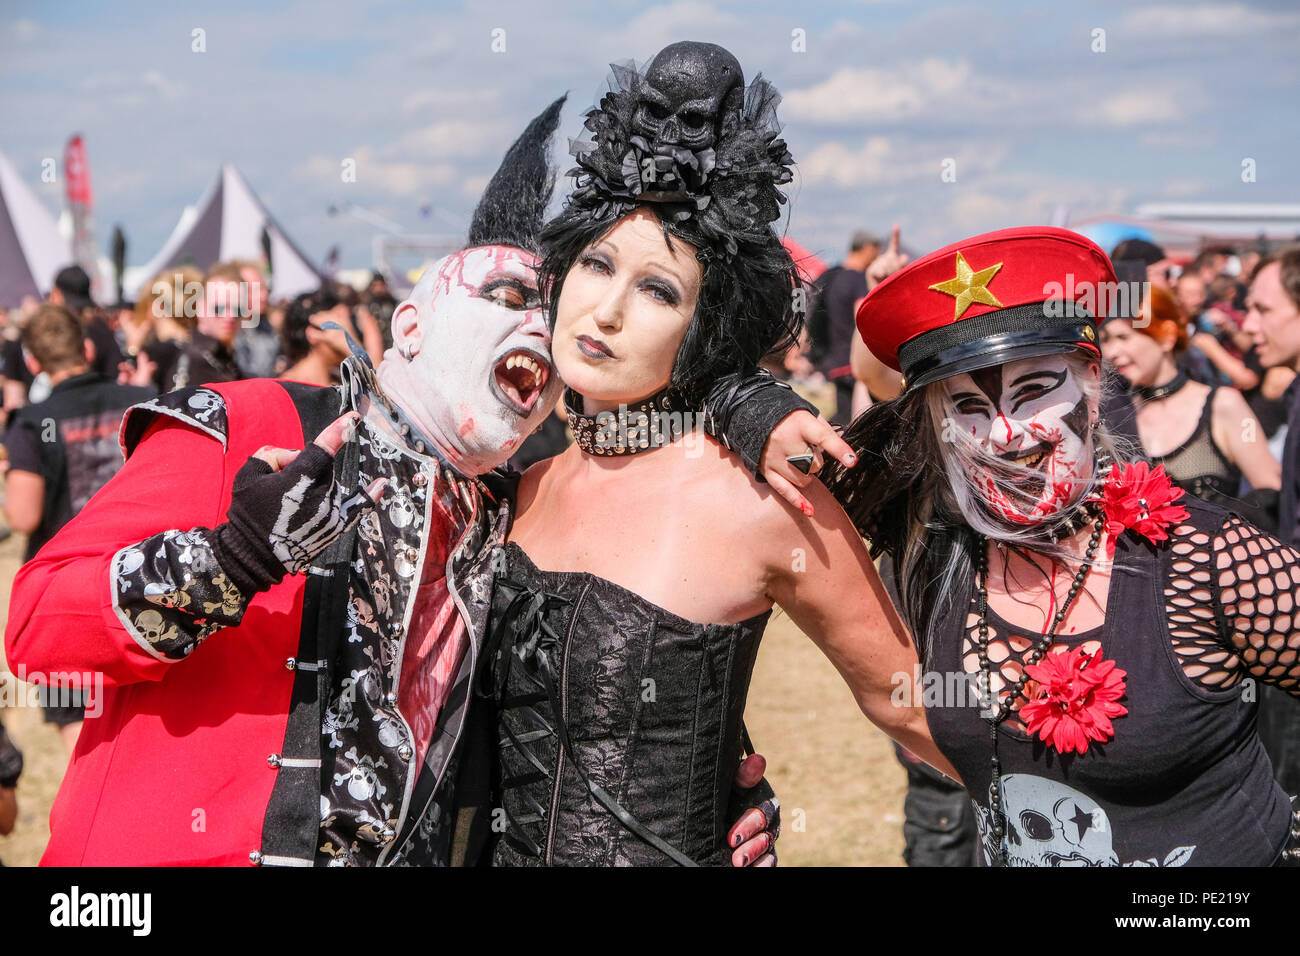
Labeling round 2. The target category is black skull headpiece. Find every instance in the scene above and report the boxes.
[565,41,794,261]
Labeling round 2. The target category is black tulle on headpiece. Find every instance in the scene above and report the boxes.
[466,95,566,253]
[564,42,793,261]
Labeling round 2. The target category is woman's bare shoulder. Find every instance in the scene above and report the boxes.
[687,438,855,542]
[516,452,565,508]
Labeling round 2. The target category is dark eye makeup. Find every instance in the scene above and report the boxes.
[1009,369,1067,411]
[479,278,539,311]
[579,248,681,306]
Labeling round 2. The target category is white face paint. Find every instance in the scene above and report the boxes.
[378,245,563,474]
[940,355,1098,525]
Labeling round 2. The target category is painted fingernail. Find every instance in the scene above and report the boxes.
[846,452,858,466]
[800,501,814,517]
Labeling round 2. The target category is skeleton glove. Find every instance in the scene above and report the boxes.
[211,443,375,597]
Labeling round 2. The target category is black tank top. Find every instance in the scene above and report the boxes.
[923,497,1293,866]
[1149,386,1242,501]
[483,542,769,866]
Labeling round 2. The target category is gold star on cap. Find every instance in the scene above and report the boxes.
[929,251,1004,320]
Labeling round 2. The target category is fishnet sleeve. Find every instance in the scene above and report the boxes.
[1165,515,1300,696]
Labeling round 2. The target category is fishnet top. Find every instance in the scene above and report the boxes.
[1149,386,1242,502]
[962,509,1300,719]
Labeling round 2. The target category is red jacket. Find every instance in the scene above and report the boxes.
[6,379,308,865]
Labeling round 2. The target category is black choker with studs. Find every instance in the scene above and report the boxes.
[564,386,687,457]
[1136,369,1188,403]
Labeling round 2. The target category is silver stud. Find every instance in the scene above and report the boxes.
[385,691,398,705]
[267,754,282,768]
[284,658,297,670]
[413,472,427,487]
[249,851,264,865]
[398,745,413,760]
[392,623,405,638]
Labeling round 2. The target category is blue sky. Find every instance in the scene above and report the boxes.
[2,0,1298,274]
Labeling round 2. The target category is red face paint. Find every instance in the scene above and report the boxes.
[943,356,1093,526]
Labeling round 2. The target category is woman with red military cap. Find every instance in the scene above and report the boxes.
[826,226,1300,867]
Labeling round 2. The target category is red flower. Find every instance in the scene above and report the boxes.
[1019,646,1127,754]
[1101,461,1189,556]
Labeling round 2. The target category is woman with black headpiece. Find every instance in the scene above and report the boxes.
[482,41,957,866]
[824,226,1300,866]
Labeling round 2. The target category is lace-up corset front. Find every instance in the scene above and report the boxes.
[484,542,769,866]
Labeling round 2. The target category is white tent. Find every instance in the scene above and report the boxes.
[126,163,320,300]
[0,149,72,307]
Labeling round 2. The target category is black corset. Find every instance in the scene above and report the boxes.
[481,542,769,866]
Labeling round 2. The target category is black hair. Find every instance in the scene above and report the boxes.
[1109,238,1165,267]
[281,287,341,364]
[823,388,970,660]
[536,201,800,406]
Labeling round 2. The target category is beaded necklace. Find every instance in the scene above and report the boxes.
[975,509,1106,867]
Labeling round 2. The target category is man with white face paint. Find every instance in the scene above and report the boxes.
[826,226,1300,867]
[3,97,801,867]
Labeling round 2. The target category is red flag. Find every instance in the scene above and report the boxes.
[65,134,93,208]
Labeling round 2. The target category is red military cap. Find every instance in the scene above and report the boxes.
[856,226,1116,390]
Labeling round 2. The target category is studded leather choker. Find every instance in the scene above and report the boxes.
[1137,369,1188,403]
[564,386,686,457]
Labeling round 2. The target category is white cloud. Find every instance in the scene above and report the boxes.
[142,69,185,100]
[296,145,457,199]
[1120,4,1300,37]
[11,18,40,41]
[783,59,997,124]
[1082,89,1183,127]
[798,134,1008,187]
[943,177,1132,236]
[393,118,512,161]
[607,2,746,54]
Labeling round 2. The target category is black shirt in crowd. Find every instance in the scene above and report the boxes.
[154,331,244,391]
[819,266,868,377]
[4,371,156,560]
[1,338,34,399]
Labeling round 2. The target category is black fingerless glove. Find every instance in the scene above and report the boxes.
[702,369,817,482]
[211,445,370,597]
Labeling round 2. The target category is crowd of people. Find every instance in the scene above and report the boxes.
[2,38,1299,869]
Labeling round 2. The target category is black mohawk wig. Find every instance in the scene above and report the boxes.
[466,95,566,253]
